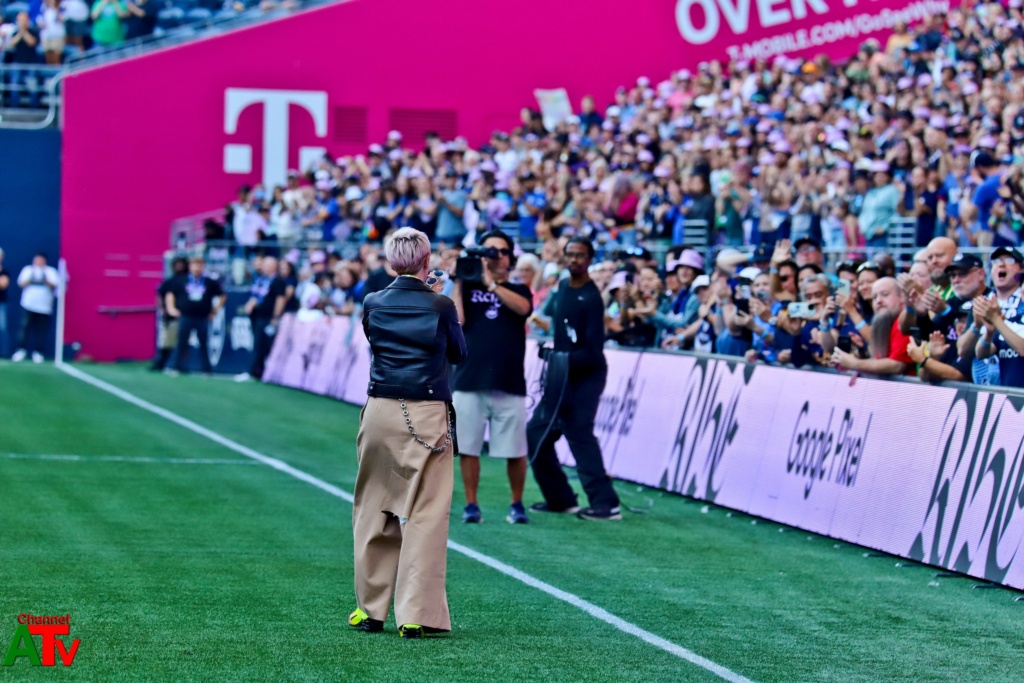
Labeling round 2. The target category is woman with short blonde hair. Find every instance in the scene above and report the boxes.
[349,227,467,639]
[384,227,432,275]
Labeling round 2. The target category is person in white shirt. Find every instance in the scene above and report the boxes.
[12,253,60,363]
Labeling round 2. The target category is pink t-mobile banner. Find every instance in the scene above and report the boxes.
[265,316,1024,590]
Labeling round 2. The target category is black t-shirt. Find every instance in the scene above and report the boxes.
[9,27,40,65]
[173,275,224,318]
[0,267,8,303]
[915,295,965,365]
[364,267,394,296]
[282,275,300,313]
[452,281,532,395]
[124,1,159,40]
[250,275,287,318]
[553,280,607,379]
[157,275,182,316]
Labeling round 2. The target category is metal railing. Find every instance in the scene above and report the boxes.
[0,64,65,128]
[165,210,983,278]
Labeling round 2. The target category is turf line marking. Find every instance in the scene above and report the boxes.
[1,453,259,465]
[58,364,754,683]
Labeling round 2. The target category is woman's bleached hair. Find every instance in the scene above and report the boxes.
[384,227,431,275]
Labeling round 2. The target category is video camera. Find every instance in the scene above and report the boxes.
[455,245,503,283]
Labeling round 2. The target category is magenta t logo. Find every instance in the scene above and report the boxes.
[223,88,329,188]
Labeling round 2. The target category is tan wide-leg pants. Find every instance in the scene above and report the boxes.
[352,396,453,631]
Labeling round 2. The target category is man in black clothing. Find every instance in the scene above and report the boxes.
[527,237,621,521]
[151,257,187,371]
[240,255,287,381]
[5,12,40,109]
[166,256,226,375]
[451,230,534,525]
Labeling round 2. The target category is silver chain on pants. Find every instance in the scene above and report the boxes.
[399,399,452,453]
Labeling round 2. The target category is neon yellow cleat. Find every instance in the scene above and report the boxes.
[398,624,423,639]
[348,608,384,632]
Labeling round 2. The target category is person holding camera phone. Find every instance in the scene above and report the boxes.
[788,274,861,368]
[12,253,60,364]
[350,228,467,639]
[450,230,533,525]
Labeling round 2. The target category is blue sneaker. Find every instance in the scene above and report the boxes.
[462,503,482,524]
[506,502,529,524]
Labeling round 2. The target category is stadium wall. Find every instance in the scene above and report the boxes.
[263,314,1024,592]
[0,129,62,358]
[59,0,933,361]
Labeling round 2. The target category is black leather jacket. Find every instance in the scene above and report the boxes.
[362,276,467,401]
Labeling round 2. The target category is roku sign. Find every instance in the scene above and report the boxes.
[676,0,831,44]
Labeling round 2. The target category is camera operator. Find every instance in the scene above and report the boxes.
[528,237,622,521]
[451,230,534,525]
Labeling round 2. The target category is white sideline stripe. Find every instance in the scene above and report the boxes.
[1,453,259,466]
[57,364,754,683]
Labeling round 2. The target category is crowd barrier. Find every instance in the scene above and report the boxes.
[263,313,1024,591]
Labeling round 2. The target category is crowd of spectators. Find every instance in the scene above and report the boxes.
[0,0,300,102]
[182,3,1024,389]
[213,3,1024,259]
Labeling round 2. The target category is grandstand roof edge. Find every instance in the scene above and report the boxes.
[64,0,364,80]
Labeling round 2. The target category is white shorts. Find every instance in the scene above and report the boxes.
[452,391,527,459]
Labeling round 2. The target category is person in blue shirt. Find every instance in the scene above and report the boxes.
[971,151,1008,245]
[517,173,547,240]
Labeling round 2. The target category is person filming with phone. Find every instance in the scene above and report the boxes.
[786,274,863,368]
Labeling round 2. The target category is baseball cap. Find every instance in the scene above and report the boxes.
[944,252,983,274]
[794,237,821,251]
[971,151,997,169]
[991,247,1024,265]
[737,266,763,281]
[751,243,773,262]
[692,274,711,290]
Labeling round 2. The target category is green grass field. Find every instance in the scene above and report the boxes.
[1,362,1022,682]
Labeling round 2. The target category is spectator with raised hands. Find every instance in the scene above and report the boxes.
[955,247,1023,367]
[12,253,60,364]
[90,0,127,47]
[973,290,1024,388]
[4,12,40,109]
